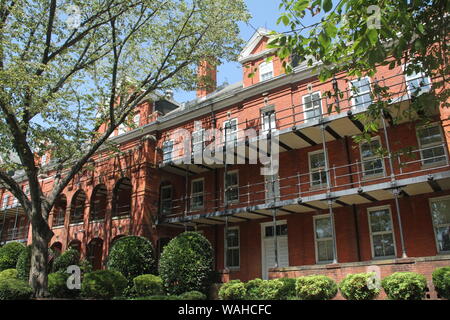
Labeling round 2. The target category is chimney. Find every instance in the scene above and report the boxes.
[196,59,217,98]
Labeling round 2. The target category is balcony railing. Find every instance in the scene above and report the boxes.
[1,225,29,242]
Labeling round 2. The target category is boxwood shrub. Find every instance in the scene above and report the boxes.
[81,270,128,299]
[132,274,163,296]
[245,278,264,299]
[0,242,26,271]
[381,272,427,300]
[277,277,297,300]
[0,268,18,281]
[296,275,338,300]
[52,248,80,273]
[48,272,80,299]
[258,279,285,300]
[432,266,450,299]
[159,232,214,295]
[0,278,33,300]
[16,246,31,281]
[179,290,207,300]
[218,280,247,300]
[107,236,157,283]
[339,272,380,300]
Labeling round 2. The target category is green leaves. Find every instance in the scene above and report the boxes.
[322,0,333,12]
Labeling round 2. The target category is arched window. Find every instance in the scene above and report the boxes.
[87,238,104,270]
[112,178,132,218]
[53,195,67,227]
[90,185,107,221]
[68,240,82,253]
[70,191,86,225]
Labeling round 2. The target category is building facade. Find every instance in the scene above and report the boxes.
[1,28,449,298]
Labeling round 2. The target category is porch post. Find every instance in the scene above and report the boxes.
[0,205,6,242]
[12,206,19,240]
[224,215,229,272]
[272,207,278,268]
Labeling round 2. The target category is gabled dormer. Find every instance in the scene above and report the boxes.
[238,27,285,88]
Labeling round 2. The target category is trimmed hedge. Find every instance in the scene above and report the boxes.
[218,280,246,300]
[258,279,284,300]
[52,248,80,273]
[159,232,214,295]
[179,291,207,300]
[107,236,157,283]
[16,246,31,281]
[277,277,297,299]
[132,274,163,296]
[0,268,18,281]
[0,242,26,271]
[381,272,427,300]
[81,270,128,299]
[245,278,264,299]
[0,278,33,300]
[432,266,450,299]
[48,272,81,299]
[296,275,338,300]
[339,272,380,300]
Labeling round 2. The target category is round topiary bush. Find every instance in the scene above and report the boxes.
[277,277,297,300]
[296,275,338,300]
[381,272,427,300]
[0,268,18,281]
[0,278,33,300]
[245,278,264,299]
[0,242,26,271]
[107,236,157,284]
[218,280,247,300]
[432,266,450,300]
[52,248,80,273]
[258,279,284,300]
[159,231,214,295]
[179,290,207,300]
[16,246,31,281]
[81,270,128,299]
[339,272,381,300]
[48,272,80,299]
[132,274,163,296]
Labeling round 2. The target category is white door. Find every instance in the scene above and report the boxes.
[261,221,289,279]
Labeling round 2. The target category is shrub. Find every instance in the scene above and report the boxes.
[48,272,80,299]
[0,278,33,300]
[218,280,247,300]
[381,272,427,300]
[339,272,380,300]
[107,236,157,283]
[159,232,214,295]
[296,275,338,300]
[277,277,297,300]
[132,274,163,296]
[130,295,180,300]
[245,278,264,299]
[0,269,18,281]
[179,291,207,300]
[16,246,31,281]
[52,248,80,273]
[432,266,450,299]
[258,279,284,300]
[0,242,26,271]
[81,270,128,299]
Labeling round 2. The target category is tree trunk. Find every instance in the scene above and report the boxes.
[29,211,54,298]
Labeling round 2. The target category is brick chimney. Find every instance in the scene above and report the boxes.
[196,59,217,98]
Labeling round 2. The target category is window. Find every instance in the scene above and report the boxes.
[225,171,239,204]
[430,197,450,253]
[309,150,327,187]
[259,61,274,82]
[417,124,446,165]
[225,227,240,269]
[12,196,18,207]
[192,129,205,155]
[360,137,385,177]
[314,215,334,263]
[1,194,9,209]
[133,113,141,127]
[223,118,238,146]
[264,224,288,237]
[368,207,396,258]
[191,179,204,210]
[404,65,431,96]
[160,185,172,215]
[261,107,276,134]
[350,77,372,108]
[162,140,174,164]
[303,92,322,122]
[41,154,47,166]
[117,123,127,135]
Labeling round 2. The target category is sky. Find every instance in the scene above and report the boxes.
[173,0,318,103]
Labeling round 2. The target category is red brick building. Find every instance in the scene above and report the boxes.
[1,28,449,298]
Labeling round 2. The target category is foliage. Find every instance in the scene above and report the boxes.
[277,277,297,300]
[129,295,180,300]
[218,280,247,300]
[245,278,264,299]
[16,246,32,281]
[132,274,163,297]
[381,272,427,300]
[432,267,450,299]
[159,231,214,295]
[48,272,79,299]
[339,272,380,300]
[52,248,80,273]
[258,279,285,300]
[0,242,26,271]
[178,290,207,300]
[0,269,18,281]
[295,275,338,300]
[0,278,33,300]
[81,270,128,299]
[107,236,157,283]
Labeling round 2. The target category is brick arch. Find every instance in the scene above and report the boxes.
[68,239,82,253]
[69,190,87,224]
[89,184,107,222]
[112,178,132,219]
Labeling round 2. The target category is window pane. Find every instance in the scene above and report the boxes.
[315,217,332,239]
[310,152,325,169]
[227,248,240,268]
[372,233,395,257]
[435,226,450,252]
[363,159,384,176]
[422,146,446,164]
[407,76,431,95]
[317,239,334,262]
[418,126,442,146]
[361,140,380,159]
[265,226,274,237]
[431,199,450,225]
[227,229,239,247]
[311,171,327,186]
[369,209,392,232]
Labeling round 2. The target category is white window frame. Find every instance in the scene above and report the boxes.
[260,106,276,134]
[367,205,397,259]
[223,118,238,146]
[302,91,322,122]
[1,194,10,210]
[308,149,327,187]
[160,185,173,216]
[403,63,431,96]
[162,140,174,164]
[190,178,204,211]
[192,128,205,155]
[117,123,127,135]
[313,214,334,264]
[429,195,450,254]
[41,153,47,166]
[259,61,274,82]
[359,136,385,178]
[133,113,141,127]
[349,77,372,109]
[224,226,240,270]
[224,170,239,205]
[416,123,447,166]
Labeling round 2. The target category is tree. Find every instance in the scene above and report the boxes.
[0,0,249,297]
[269,0,449,135]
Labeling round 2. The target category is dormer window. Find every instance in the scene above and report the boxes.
[259,61,273,82]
